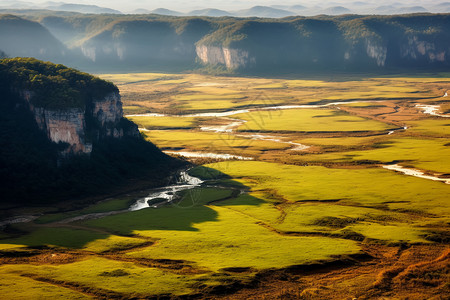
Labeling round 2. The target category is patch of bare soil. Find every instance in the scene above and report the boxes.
[215,244,449,300]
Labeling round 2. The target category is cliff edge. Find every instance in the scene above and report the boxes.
[0,58,183,205]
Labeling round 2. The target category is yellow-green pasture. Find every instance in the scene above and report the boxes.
[97,73,443,115]
[128,115,199,129]
[406,119,450,137]
[0,269,90,299]
[200,161,450,218]
[289,138,450,174]
[0,258,199,297]
[189,161,448,247]
[141,130,289,157]
[0,187,360,297]
[235,108,393,132]
[84,204,359,272]
[1,73,449,299]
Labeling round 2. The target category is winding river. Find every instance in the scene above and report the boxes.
[126,100,379,119]
[129,171,204,211]
[129,100,401,156]
[3,102,446,226]
[383,164,450,184]
[416,104,450,118]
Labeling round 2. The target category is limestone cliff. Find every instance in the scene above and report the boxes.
[401,36,446,63]
[365,39,387,67]
[20,90,138,156]
[0,57,183,204]
[196,45,252,69]
[192,15,450,72]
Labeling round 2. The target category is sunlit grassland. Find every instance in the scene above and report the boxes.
[173,93,245,110]
[295,136,380,146]
[97,73,442,116]
[170,93,286,111]
[406,119,450,136]
[236,108,392,132]
[141,130,289,156]
[1,73,449,298]
[290,138,450,173]
[192,161,449,244]
[83,205,359,272]
[382,77,450,83]
[218,198,429,244]
[0,270,90,299]
[98,73,183,85]
[128,116,198,129]
[0,188,354,275]
[0,257,199,296]
[201,161,450,217]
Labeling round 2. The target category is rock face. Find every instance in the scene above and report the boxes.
[37,107,91,154]
[196,36,449,71]
[192,16,450,72]
[196,45,252,69]
[0,58,183,204]
[365,39,387,67]
[20,90,138,156]
[401,36,446,63]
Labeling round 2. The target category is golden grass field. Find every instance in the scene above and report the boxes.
[0,72,449,299]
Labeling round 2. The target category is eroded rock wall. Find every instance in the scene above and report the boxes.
[20,90,137,156]
[196,45,251,69]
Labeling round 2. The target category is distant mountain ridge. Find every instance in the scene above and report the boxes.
[45,3,122,14]
[0,1,122,14]
[1,12,450,74]
[0,14,67,61]
[4,2,450,17]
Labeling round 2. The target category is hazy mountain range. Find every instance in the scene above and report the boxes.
[1,11,449,74]
[1,1,450,17]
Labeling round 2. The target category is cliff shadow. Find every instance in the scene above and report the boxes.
[0,167,265,249]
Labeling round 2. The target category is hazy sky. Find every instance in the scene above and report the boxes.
[2,0,446,12]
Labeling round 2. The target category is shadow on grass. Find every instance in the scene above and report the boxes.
[0,166,264,249]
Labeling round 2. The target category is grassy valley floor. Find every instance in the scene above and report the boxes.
[0,73,449,299]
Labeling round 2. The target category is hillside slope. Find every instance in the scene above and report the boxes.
[0,14,70,62]
[2,12,450,73]
[0,58,183,205]
[196,14,450,72]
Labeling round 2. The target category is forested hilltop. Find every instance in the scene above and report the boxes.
[0,11,449,73]
[0,58,183,206]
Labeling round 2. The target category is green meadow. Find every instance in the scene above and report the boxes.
[141,130,289,157]
[235,108,392,132]
[1,73,449,298]
[290,138,450,173]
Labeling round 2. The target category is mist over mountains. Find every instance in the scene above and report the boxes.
[1,7,450,74]
[1,11,450,74]
[1,1,450,17]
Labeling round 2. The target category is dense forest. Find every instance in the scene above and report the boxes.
[0,58,117,109]
[1,12,449,73]
[0,58,184,206]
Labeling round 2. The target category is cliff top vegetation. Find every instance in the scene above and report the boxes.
[0,57,117,109]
